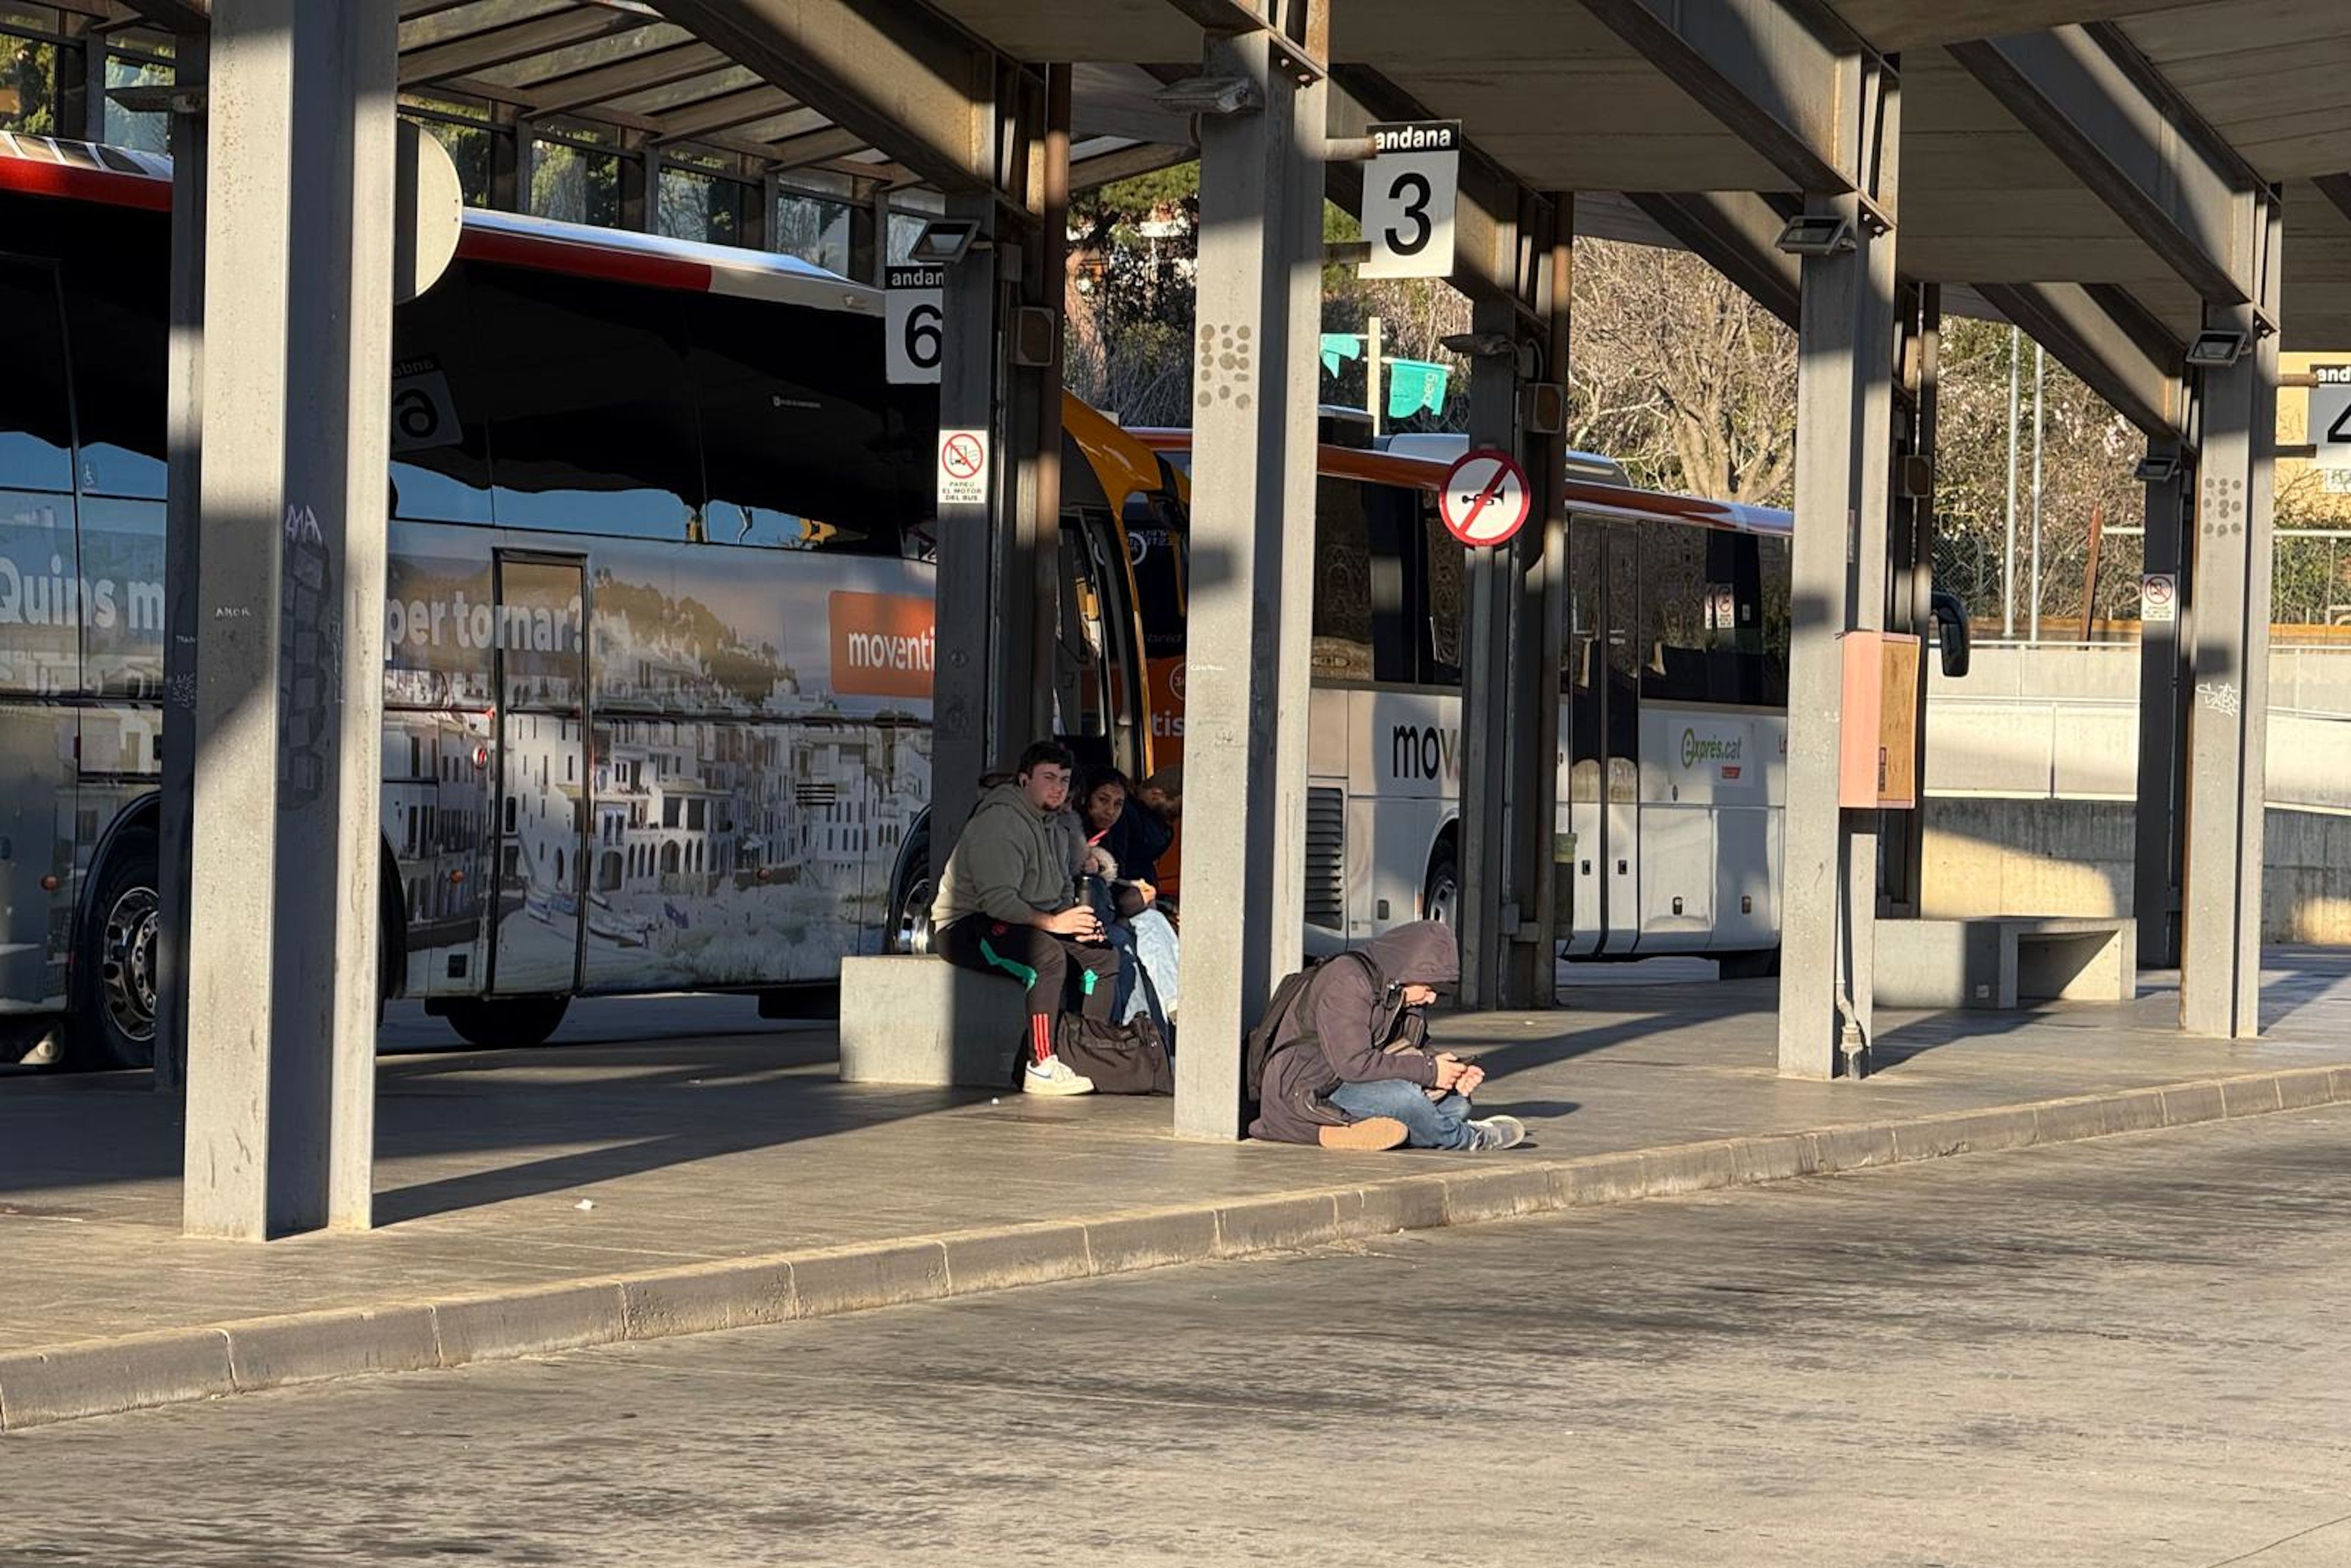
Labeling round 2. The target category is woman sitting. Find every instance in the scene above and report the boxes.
[1075,768,1180,1037]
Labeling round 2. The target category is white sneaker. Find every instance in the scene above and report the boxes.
[1023,1055,1096,1096]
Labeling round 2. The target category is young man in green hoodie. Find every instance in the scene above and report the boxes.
[931,741,1123,1096]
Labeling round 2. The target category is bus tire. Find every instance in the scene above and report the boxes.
[1717,948,1779,980]
[1422,845,1460,934]
[440,995,570,1051]
[65,825,161,1071]
[887,827,934,955]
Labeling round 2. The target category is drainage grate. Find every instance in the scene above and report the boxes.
[1304,786,1345,928]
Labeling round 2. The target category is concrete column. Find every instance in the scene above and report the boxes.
[1173,15,1325,1139]
[1458,292,1520,1012]
[155,32,207,1097]
[2133,448,2191,969]
[2180,205,2283,1038]
[1503,203,1574,1004]
[1778,57,1899,1080]
[182,0,399,1239]
[930,188,1006,873]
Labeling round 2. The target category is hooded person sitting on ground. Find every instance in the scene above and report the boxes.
[1247,920,1526,1152]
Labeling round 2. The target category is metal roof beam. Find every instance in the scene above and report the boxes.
[2317,173,2351,230]
[1573,0,1860,194]
[761,124,868,172]
[528,39,728,118]
[1948,27,2261,310]
[1622,190,1801,328]
[1159,0,1269,29]
[1070,141,1195,192]
[646,0,1002,196]
[653,83,795,142]
[120,0,207,29]
[1975,280,2189,441]
[403,8,653,87]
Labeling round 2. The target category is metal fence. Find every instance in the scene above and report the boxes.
[1932,527,2351,641]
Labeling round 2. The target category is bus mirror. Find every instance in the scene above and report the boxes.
[1931,589,1971,679]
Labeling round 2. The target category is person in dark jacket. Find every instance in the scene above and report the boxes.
[1078,767,1174,897]
[1248,921,1526,1152]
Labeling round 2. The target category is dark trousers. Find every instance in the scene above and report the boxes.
[936,915,1120,1022]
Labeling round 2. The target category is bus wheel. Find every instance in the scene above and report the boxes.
[1717,948,1780,980]
[1422,846,1460,934]
[888,831,934,955]
[65,826,161,1070]
[440,995,570,1050]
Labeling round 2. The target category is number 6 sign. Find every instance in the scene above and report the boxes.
[1360,121,1461,281]
[886,264,945,386]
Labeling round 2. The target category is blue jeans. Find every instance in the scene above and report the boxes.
[1327,1078,1476,1150]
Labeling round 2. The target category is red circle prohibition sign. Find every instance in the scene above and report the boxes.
[942,433,986,480]
[1439,449,1532,545]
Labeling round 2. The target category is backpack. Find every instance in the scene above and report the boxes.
[1047,1011,1173,1095]
[1242,950,1379,1109]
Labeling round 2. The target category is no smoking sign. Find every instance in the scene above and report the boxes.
[1439,449,1532,546]
[938,429,990,507]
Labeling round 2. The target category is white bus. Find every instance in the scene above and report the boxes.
[0,134,1169,1067]
[1136,434,1969,973]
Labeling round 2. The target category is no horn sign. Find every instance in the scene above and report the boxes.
[1439,449,1532,546]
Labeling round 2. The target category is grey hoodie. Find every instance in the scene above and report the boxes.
[931,779,1081,928]
[1248,922,1462,1145]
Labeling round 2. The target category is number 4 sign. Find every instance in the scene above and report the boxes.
[1360,121,1461,281]
[2311,363,2351,472]
[885,264,945,386]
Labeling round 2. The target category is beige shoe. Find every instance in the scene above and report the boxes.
[1318,1116,1409,1151]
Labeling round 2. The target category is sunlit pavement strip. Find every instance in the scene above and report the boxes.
[3,952,2349,1432]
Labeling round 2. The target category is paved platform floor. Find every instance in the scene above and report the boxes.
[3,949,2347,1356]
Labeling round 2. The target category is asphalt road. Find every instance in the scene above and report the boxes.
[7,1107,2349,1567]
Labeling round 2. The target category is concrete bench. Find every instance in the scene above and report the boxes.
[1874,916,2137,1011]
[838,955,1026,1088]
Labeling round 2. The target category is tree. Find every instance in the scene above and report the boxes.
[1932,320,2145,633]
[1566,241,1796,502]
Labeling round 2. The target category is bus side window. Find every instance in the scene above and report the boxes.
[1360,480,1422,684]
[1311,476,1375,682]
[1637,525,1714,703]
[468,269,705,540]
[1420,499,1464,685]
[0,258,80,700]
[690,291,922,557]
[1757,536,1792,706]
[0,259,75,495]
[388,266,496,525]
[59,245,167,501]
[1122,495,1186,661]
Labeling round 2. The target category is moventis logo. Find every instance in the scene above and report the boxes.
[830,591,935,699]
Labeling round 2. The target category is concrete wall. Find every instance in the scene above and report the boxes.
[1927,644,2351,810]
[1920,798,2351,946]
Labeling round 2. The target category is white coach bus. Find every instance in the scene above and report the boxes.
[1136,433,1970,974]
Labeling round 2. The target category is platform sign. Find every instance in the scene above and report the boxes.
[1359,120,1460,281]
[938,428,989,507]
[2140,572,2176,624]
[886,264,946,385]
[2312,363,2351,470]
[1438,448,1532,547]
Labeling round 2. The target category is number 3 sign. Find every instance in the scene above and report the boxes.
[886,264,945,386]
[1360,121,1461,281]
